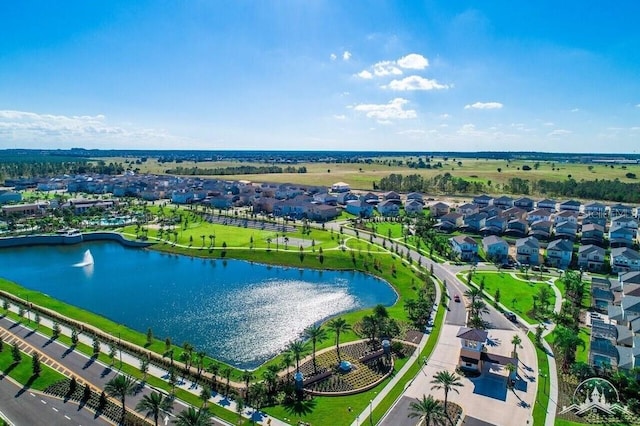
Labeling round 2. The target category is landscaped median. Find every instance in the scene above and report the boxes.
[530,332,551,426]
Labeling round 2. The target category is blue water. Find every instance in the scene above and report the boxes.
[0,241,397,369]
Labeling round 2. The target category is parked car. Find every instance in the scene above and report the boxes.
[505,311,517,322]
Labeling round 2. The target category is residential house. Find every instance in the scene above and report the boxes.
[0,190,22,205]
[1,202,48,217]
[406,192,424,203]
[482,215,508,235]
[479,206,502,219]
[464,212,488,233]
[330,182,351,193]
[516,236,540,265]
[362,192,380,204]
[345,198,374,218]
[383,191,401,202]
[584,202,607,217]
[554,221,578,240]
[438,212,464,232]
[306,204,339,222]
[458,203,479,217]
[209,195,233,210]
[559,199,582,212]
[493,195,514,210]
[610,203,634,218]
[313,192,338,205]
[449,235,478,262]
[611,216,638,238]
[514,197,535,211]
[336,192,359,205]
[590,277,614,312]
[456,327,517,382]
[429,202,450,217]
[529,220,553,240]
[473,194,493,207]
[404,199,424,216]
[546,239,573,269]
[503,207,527,221]
[610,247,640,273]
[578,244,606,272]
[527,208,553,224]
[581,223,605,246]
[377,200,400,217]
[609,224,635,248]
[482,235,510,263]
[537,198,558,211]
[582,213,607,228]
[507,219,529,236]
[554,210,579,225]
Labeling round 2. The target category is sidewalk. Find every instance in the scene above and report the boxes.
[5,303,286,426]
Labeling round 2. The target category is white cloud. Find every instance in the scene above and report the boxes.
[439,113,451,120]
[330,53,337,61]
[464,102,503,110]
[353,98,417,122]
[343,51,352,61]
[385,76,449,91]
[373,61,403,77]
[397,53,429,70]
[356,70,373,79]
[333,114,346,120]
[397,129,426,137]
[547,129,572,137]
[0,109,181,147]
[571,108,580,112]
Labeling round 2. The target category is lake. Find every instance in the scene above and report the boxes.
[0,241,397,369]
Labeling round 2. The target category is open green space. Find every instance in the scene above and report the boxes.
[575,328,590,364]
[530,333,551,426]
[0,340,65,391]
[467,271,557,324]
[108,156,640,195]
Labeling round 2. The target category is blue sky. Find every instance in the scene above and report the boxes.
[1,1,639,152]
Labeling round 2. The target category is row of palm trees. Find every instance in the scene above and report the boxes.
[105,374,211,426]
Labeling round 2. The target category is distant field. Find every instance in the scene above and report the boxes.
[95,156,640,195]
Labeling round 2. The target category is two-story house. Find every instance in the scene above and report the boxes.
[464,212,488,232]
[404,199,424,215]
[610,247,640,273]
[529,220,553,240]
[482,235,510,264]
[578,244,606,272]
[537,198,558,211]
[473,194,493,207]
[457,203,480,217]
[456,327,517,382]
[516,236,540,265]
[527,208,553,224]
[610,203,634,218]
[482,215,508,235]
[430,202,450,217]
[559,199,582,212]
[514,197,535,211]
[546,239,573,269]
[584,202,607,217]
[609,224,635,248]
[377,200,400,217]
[493,195,514,210]
[554,221,578,240]
[449,235,479,262]
[438,212,464,232]
[345,198,374,218]
[581,223,605,246]
[507,219,529,236]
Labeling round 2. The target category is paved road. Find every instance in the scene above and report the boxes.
[0,316,227,426]
[0,376,112,426]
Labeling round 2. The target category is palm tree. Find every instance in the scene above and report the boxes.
[241,370,254,402]
[282,352,293,383]
[206,363,220,391]
[222,367,232,396]
[408,394,446,426]
[430,370,463,419]
[464,287,483,305]
[199,386,211,408]
[173,407,211,426]
[505,363,517,389]
[304,325,327,374]
[327,317,351,362]
[105,374,137,425]
[553,326,586,371]
[511,334,522,359]
[287,340,308,373]
[135,391,173,426]
[262,366,278,396]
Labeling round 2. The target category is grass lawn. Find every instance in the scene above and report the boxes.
[575,327,590,364]
[0,342,65,391]
[469,271,556,324]
[530,333,550,426]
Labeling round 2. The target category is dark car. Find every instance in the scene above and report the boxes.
[454,294,461,302]
[505,311,517,322]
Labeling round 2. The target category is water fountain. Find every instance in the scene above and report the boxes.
[73,249,94,267]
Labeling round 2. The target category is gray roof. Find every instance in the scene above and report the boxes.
[482,235,507,246]
[616,346,636,370]
[611,247,640,261]
[621,295,640,312]
[547,239,573,252]
[516,236,539,249]
[456,327,488,342]
[579,244,605,256]
[621,271,640,284]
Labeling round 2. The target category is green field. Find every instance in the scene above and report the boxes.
[0,341,65,391]
[531,333,551,426]
[100,156,640,195]
[468,271,557,324]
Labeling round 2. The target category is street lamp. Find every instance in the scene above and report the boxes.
[369,399,373,425]
[118,332,123,369]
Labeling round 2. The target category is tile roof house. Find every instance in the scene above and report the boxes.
[527,208,553,224]
[493,195,514,210]
[578,244,606,272]
[457,203,480,217]
[506,219,529,237]
[609,224,635,248]
[559,199,582,212]
[438,212,464,231]
[377,200,400,217]
[581,223,605,246]
[449,235,479,262]
[404,199,424,215]
[554,221,578,240]
[429,202,450,217]
[473,194,494,207]
[464,212,488,232]
[584,202,607,216]
[482,215,508,235]
[610,203,634,218]
[516,236,540,265]
[545,239,573,269]
[456,327,517,381]
[529,220,553,240]
[345,198,374,218]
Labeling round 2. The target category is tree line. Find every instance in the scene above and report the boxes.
[164,165,308,176]
[374,172,640,203]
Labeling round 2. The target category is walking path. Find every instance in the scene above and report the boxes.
[2,304,284,426]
